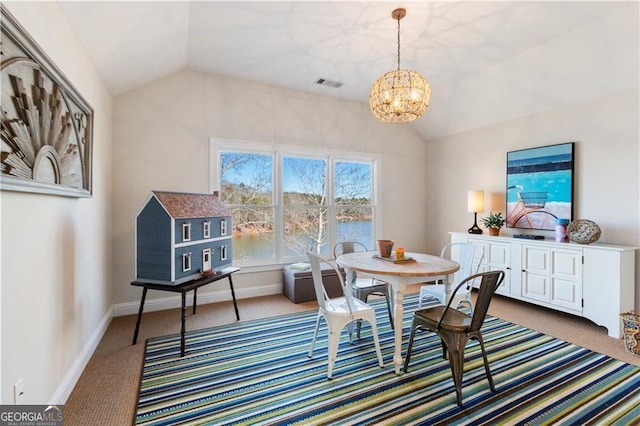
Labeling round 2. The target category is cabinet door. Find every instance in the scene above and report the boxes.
[466,238,488,288]
[487,242,511,295]
[550,248,582,312]
[521,244,582,313]
[521,245,550,303]
[466,238,511,295]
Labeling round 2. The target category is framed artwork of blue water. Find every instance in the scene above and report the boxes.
[506,142,574,230]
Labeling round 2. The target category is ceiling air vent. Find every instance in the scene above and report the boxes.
[315,78,343,88]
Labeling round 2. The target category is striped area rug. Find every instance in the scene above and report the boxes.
[136,295,640,425]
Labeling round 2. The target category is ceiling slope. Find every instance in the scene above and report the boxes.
[58,1,638,140]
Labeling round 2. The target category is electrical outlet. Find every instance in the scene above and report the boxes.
[14,378,24,404]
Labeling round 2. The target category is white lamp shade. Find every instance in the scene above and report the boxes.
[467,190,485,213]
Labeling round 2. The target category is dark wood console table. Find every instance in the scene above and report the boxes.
[131,266,240,356]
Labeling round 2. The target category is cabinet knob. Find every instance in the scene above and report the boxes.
[522,269,526,273]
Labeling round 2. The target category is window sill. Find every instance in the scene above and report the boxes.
[231,263,291,274]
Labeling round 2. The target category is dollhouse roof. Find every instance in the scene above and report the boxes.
[152,191,230,219]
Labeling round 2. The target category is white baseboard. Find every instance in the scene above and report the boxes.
[113,284,282,317]
[49,284,282,404]
[50,306,113,404]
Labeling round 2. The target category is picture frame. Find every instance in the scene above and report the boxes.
[506,142,574,230]
[1,5,93,198]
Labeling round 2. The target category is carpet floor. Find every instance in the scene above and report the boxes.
[136,295,640,425]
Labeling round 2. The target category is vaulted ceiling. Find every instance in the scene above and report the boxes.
[57,1,637,140]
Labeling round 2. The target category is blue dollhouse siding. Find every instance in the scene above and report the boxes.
[136,191,232,285]
[136,197,172,281]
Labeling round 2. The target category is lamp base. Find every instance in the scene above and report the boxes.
[468,212,483,234]
[468,225,483,234]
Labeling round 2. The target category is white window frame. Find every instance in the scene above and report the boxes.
[209,137,381,268]
[203,221,211,238]
[182,252,192,272]
[220,219,227,236]
[182,222,191,242]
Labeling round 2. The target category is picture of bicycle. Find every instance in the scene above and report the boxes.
[506,185,558,229]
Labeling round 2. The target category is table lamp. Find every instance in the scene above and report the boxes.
[467,190,484,234]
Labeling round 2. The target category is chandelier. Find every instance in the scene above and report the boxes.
[369,8,431,124]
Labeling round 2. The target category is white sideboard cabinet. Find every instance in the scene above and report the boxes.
[450,232,637,338]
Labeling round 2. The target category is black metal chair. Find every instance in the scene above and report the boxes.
[334,242,394,336]
[403,270,505,406]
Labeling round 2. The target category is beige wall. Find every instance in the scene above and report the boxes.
[424,88,640,309]
[1,0,637,406]
[112,70,428,309]
[1,2,113,403]
[112,70,640,318]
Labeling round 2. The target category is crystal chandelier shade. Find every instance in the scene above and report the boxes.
[369,8,431,124]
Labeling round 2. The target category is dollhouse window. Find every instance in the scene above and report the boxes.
[182,252,192,272]
[182,222,191,242]
[220,220,227,236]
[220,245,228,261]
[203,221,211,238]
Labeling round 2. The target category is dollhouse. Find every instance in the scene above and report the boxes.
[135,190,232,284]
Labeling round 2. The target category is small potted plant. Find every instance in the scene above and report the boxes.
[480,212,505,236]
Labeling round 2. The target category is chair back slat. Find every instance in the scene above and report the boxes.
[307,253,329,310]
[333,241,367,258]
[436,270,504,331]
[307,252,354,315]
[333,242,368,283]
[441,243,484,285]
[470,270,505,331]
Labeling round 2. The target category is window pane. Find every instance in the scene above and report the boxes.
[334,161,372,205]
[335,161,374,250]
[283,156,327,256]
[220,152,273,205]
[336,206,374,249]
[230,207,275,262]
[284,206,328,257]
[283,157,326,205]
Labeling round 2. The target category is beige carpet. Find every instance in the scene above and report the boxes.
[64,286,639,425]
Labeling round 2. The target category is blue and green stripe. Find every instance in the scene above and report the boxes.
[136,295,640,425]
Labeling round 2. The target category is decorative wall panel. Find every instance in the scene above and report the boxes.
[1,5,93,197]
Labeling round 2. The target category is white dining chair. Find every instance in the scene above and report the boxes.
[333,242,394,335]
[307,252,384,379]
[417,243,484,313]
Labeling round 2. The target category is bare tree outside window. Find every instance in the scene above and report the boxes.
[335,161,374,249]
[218,148,375,264]
[283,156,327,256]
[220,152,275,262]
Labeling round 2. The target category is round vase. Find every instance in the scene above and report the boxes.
[377,239,394,258]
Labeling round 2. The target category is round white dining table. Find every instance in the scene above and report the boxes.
[336,251,459,374]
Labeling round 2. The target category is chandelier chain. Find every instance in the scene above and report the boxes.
[396,15,401,70]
